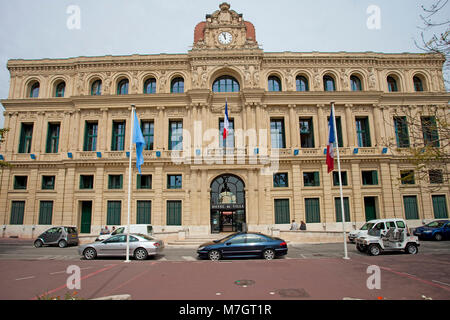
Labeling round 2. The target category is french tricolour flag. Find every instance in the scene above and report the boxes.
[223,99,229,140]
[326,108,335,173]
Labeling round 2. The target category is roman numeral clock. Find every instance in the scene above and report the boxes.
[192,2,259,50]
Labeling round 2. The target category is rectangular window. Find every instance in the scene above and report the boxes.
[421,116,440,147]
[333,171,348,186]
[18,123,33,153]
[83,122,98,151]
[38,201,53,225]
[46,123,60,153]
[111,121,126,151]
[303,172,320,187]
[394,117,410,148]
[141,120,154,151]
[355,117,371,147]
[403,196,419,220]
[335,197,351,222]
[273,173,289,188]
[137,200,151,224]
[137,174,152,189]
[169,120,183,151]
[219,118,235,148]
[299,118,315,148]
[42,176,55,190]
[270,119,286,149]
[10,201,25,225]
[167,200,182,226]
[362,170,378,185]
[107,201,121,225]
[167,175,182,189]
[108,175,123,189]
[429,170,444,184]
[400,170,415,185]
[305,198,321,223]
[274,199,290,224]
[432,195,448,219]
[327,116,344,147]
[13,176,28,190]
[80,175,94,189]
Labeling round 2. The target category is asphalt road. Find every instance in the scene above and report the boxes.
[0,239,449,301]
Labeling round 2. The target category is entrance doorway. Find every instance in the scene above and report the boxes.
[364,197,377,221]
[80,201,92,234]
[210,174,246,234]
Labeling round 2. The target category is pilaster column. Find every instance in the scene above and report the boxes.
[289,105,298,148]
[345,104,355,147]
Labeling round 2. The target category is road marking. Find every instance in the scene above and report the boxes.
[158,257,167,261]
[432,280,450,287]
[15,276,35,281]
[300,254,307,259]
[182,256,197,261]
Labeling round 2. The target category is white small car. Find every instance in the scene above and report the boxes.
[348,218,408,243]
[356,221,419,256]
[96,224,153,241]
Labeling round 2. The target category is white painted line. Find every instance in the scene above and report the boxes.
[432,280,450,287]
[300,254,307,259]
[182,256,197,261]
[15,276,35,281]
[284,257,292,259]
[49,270,66,275]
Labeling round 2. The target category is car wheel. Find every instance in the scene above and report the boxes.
[263,249,276,260]
[134,248,148,260]
[405,243,418,255]
[368,244,381,256]
[58,240,68,248]
[34,240,43,248]
[434,233,443,241]
[83,247,97,260]
[208,250,221,261]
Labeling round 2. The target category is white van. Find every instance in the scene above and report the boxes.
[348,219,407,243]
[96,224,153,241]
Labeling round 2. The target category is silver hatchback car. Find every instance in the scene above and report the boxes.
[78,233,164,260]
[34,226,79,248]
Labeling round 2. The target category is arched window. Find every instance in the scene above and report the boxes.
[29,82,40,98]
[171,77,184,93]
[413,76,424,92]
[117,79,129,95]
[296,76,309,92]
[350,75,362,91]
[212,76,240,92]
[144,78,157,94]
[91,80,102,96]
[268,76,282,92]
[55,82,65,97]
[323,75,336,91]
[387,76,398,92]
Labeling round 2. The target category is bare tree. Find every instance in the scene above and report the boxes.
[415,0,450,88]
[384,105,449,191]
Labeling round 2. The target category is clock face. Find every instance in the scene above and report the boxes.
[218,31,233,45]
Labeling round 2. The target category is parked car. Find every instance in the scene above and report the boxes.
[356,221,419,256]
[197,232,288,261]
[34,226,79,248]
[348,218,408,243]
[413,220,450,241]
[79,233,164,260]
[96,224,153,241]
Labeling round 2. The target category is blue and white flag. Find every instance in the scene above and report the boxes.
[132,109,145,174]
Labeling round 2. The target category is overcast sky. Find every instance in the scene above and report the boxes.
[0,0,447,127]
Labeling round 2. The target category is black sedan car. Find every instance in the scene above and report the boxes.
[197,232,288,261]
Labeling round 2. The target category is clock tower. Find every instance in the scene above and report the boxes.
[192,3,259,50]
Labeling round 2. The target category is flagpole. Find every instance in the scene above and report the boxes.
[331,101,349,260]
[125,105,135,263]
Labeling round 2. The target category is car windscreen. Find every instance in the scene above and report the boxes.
[426,221,446,228]
[215,234,237,243]
[360,222,374,230]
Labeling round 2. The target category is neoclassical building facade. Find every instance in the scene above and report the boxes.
[1,3,449,238]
